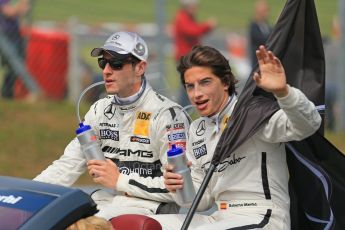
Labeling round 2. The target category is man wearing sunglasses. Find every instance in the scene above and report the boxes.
[34,31,190,220]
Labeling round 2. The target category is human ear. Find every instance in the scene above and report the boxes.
[135,61,147,76]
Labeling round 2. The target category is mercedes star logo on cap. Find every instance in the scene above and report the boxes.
[134,43,145,57]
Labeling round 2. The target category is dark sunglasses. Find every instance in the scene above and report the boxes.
[97,58,132,70]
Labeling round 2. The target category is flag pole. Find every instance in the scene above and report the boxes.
[181,164,216,230]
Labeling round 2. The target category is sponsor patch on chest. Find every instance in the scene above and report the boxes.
[130,136,151,144]
[193,144,207,159]
[133,111,151,136]
[168,132,186,141]
[166,123,185,131]
[100,129,119,141]
[168,141,186,150]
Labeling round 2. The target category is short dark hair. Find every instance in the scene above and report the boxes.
[128,54,141,66]
[128,54,144,77]
[177,45,238,95]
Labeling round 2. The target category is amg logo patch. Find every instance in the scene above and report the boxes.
[102,146,119,153]
[102,146,153,158]
[193,144,207,159]
[100,129,119,141]
[117,149,153,158]
[130,136,150,144]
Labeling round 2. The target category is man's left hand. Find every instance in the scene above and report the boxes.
[87,159,120,189]
[253,45,289,97]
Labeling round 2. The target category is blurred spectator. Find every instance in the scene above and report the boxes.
[248,0,272,69]
[0,0,29,98]
[66,216,114,230]
[324,16,340,132]
[172,0,216,106]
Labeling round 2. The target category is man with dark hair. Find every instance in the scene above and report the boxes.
[34,31,190,220]
[151,45,321,229]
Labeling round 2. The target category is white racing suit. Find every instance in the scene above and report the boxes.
[151,86,321,230]
[34,80,190,220]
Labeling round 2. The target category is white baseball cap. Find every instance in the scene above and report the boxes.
[91,31,148,62]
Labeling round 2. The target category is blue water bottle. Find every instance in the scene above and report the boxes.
[76,122,106,161]
[167,144,196,206]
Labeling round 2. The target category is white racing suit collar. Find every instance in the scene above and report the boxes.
[111,76,151,112]
[207,94,237,134]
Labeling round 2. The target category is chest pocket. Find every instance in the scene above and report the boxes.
[133,111,152,137]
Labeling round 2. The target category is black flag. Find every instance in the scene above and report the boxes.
[212,0,324,165]
[211,0,345,229]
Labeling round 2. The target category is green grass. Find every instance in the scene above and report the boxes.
[30,0,337,37]
[0,99,93,184]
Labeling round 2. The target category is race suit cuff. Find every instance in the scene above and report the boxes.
[171,193,184,207]
[116,173,130,192]
[275,85,298,109]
